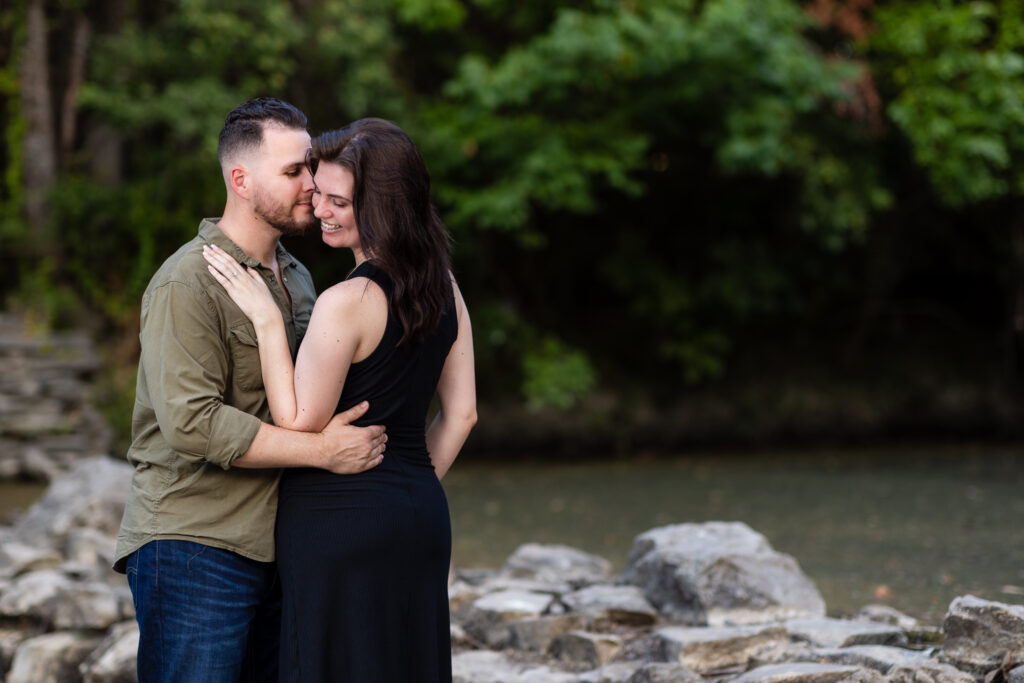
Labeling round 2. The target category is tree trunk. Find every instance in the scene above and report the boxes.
[20,0,58,240]
[60,13,92,167]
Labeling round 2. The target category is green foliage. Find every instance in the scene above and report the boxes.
[426,0,885,382]
[521,336,596,410]
[13,0,1017,419]
[871,0,1024,205]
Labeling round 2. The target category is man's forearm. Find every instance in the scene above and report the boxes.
[232,422,327,469]
[232,401,387,474]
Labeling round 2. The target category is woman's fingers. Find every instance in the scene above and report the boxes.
[202,245,246,286]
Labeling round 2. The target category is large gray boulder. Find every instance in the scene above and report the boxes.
[942,595,1024,674]
[622,522,826,625]
[10,455,131,544]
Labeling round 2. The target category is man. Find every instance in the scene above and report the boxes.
[113,98,385,682]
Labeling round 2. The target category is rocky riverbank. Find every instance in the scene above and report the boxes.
[1,457,1022,682]
[0,315,111,481]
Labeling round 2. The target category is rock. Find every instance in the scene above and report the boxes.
[784,617,908,648]
[0,568,128,630]
[79,620,139,683]
[20,445,65,481]
[502,543,612,588]
[626,662,705,683]
[942,595,1024,674]
[622,522,825,625]
[0,539,63,579]
[477,574,575,597]
[454,567,498,586]
[461,589,554,647]
[852,604,921,630]
[509,614,587,653]
[1008,665,1024,683]
[549,631,622,669]
[655,624,790,673]
[0,627,34,676]
[12,455,132,543]
[747,640,818,668]
[64,527,122,582]
[576,661,644,682]
[7,631,103,683]
[451,622,475,648]
[451,650,575,683]
[731,662,882,683]
[561,585,658,627]
[886,661,976,683]
[450,579,485,616]
[796,644,933,673]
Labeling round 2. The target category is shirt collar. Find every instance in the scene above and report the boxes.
[198,218,298,270]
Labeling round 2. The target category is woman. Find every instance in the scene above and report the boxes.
[203,118,476,682]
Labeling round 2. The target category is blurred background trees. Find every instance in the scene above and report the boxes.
[1,0,1020,450]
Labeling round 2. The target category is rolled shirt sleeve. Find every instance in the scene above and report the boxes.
[140,280,262,469]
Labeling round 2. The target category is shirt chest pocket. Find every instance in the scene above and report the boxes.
[228,324,264,392]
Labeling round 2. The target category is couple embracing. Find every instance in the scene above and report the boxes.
[113,97,477,682]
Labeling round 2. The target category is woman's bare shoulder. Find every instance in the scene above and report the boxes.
[315,275,386,313]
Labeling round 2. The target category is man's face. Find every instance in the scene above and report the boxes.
[249,125,316,236]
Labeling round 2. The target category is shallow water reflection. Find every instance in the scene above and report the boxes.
[443,445,1024,624]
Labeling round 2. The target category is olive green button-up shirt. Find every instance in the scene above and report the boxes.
[114,218,317,572]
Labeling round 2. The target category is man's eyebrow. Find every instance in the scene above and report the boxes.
[282,161,305,173]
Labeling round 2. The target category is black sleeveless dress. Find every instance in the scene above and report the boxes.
[276,262,457,682]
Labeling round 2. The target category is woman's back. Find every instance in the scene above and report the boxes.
[338,260,457,455]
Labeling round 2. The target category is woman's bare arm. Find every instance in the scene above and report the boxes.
[426,279,477,479]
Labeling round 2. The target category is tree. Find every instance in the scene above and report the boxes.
[422,0,886,391]
[870,0,1024,377]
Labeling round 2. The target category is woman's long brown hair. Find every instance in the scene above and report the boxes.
[309,118,452,345]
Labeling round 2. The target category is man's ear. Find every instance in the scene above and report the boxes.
[228,165,250,200]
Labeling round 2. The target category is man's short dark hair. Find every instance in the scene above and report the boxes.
[217,97,308,165]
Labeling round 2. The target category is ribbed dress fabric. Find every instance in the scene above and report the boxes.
[276,261,457,682]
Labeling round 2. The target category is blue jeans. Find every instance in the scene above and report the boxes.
[126,540,280,683]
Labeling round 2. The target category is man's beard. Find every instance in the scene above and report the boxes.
[253,188,317,237]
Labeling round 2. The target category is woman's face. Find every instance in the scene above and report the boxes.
[312,162,360,252]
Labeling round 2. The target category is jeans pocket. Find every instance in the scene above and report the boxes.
[185,543,209,571]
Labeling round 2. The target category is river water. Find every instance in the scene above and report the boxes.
[4,445,1022,625]
[443,445,1024,624]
